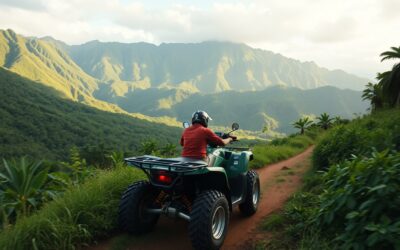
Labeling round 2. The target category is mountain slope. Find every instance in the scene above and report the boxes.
[68,40,368,96]
[0,67,181,160]
[0,29,369,135]
[114,86,368,133]
[0,29,126,113]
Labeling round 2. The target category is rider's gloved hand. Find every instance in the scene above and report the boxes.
[230,136,237,141]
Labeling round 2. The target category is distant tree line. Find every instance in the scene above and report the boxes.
[291,113,348,135]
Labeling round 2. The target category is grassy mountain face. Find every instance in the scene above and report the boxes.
[0,68,181,160]
[0,29,127,113]
[111,86,368,132]
[0,29,368,136]
[68,40,368,96]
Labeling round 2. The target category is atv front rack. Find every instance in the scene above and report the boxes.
[125,155,208,173]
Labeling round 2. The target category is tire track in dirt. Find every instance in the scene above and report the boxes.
[89,146,314,250]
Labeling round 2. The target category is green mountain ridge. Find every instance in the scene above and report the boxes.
[0,29,368,135]
[68,40,368,96]
[0,29,184,127]
[0,67,181,160]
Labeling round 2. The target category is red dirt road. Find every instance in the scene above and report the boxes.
[90,146,314,250]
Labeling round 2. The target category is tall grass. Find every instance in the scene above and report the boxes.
[0,166,144,250]
[250,131,318,169]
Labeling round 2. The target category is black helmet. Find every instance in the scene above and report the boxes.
[191,110,212,127]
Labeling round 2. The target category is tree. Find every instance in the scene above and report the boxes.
[380,46,400,107]
[362,82,384,111]
[317,113,334,130]
[292,117,313,134]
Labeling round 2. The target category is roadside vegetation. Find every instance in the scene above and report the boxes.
[250,132,316,169]
[0,141,179,249]
[250,112,348,169]
[0,166,145,249]
[258,46,400,249]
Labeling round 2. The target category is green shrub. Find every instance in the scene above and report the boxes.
[262,213,285,231]
[0,167,145,250]
[283,192,320,239]
[313,109,400,170]
[315,150,400,249]
[313,125,368,169]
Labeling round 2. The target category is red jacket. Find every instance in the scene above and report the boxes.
[180,124,225,159]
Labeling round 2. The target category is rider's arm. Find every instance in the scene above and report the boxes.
[205,128,232,146]
[221,137,233,145]
[180,135,184,146]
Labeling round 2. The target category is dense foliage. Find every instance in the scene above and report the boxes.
[0,166,144,249]
[313,110,400,170]
[316,150,400,249]
[260,109,400,249]
[0,158,63,225]
[0,68,181,160]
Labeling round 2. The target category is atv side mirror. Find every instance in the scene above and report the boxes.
[232,123,239,131]
[183,122,190,128]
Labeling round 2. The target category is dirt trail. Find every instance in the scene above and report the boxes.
[89,146,314,250]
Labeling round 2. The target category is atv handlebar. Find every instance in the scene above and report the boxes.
[218,133,238,142]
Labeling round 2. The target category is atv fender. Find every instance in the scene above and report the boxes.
[195,167,232,210]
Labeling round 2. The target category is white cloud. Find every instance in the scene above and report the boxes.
[0,0,398,79]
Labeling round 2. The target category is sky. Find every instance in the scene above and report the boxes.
[0,0,399,79]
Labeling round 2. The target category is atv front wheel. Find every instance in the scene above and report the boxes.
[239,170,260,216]
[189,190,229,250]
[118,181,160,234]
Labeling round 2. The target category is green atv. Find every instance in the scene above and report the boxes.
[118,123,260,250]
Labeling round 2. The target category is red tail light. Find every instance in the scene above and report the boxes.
[155,171,173,184]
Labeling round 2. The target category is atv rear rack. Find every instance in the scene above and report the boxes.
[125,155,208,173]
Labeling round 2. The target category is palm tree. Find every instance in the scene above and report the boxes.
[362,82,384,111]
[380,46,400,107]
[380,46,400,61]
[292,117,313,134]
[317,113,334,130]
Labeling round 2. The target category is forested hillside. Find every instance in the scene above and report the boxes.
[0,68,181,160]
[111,86,368,132]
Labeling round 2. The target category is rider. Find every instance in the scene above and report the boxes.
[180,110,233,160]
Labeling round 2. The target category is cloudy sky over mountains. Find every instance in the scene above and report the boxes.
[0,0,399,79]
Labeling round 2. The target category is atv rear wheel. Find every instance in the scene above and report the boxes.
[239,170,260,216]
[189,190,229,250]
[118,181,160,234]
